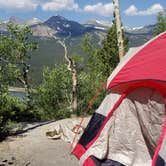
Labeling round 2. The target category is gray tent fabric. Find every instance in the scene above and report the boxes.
[73,32,166,166]
[79,87,165,166]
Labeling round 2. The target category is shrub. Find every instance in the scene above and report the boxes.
[35,65,72,119]
[0,93,41,136]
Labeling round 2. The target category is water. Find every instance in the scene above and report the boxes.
[10,91,26,101]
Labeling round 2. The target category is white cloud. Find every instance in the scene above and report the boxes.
[41,0,79,11]
[0,0,37,11]
[124,5,138,16]
[0,0,80,12]
[84,2,114,16]
[124,3,164,16]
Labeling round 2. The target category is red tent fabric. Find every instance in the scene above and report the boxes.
[107,32,166,95]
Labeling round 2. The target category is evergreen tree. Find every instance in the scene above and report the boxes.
[78,34,105,115]
[154,11,166,36]
[97,22,128,78]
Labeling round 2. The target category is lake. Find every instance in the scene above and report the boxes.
[10,91,26,101]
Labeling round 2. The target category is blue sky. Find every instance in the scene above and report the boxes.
[0,0,166,27]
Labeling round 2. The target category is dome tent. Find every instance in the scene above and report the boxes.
[72,32,166,166]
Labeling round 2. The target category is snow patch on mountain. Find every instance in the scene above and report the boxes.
[26,18,42,26]
[125,26,144,32]
[94,26,106,30]
[84,19,112,29]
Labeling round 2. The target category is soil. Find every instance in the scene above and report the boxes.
[0,122,79,166]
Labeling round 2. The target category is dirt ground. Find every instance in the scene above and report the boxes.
[0,122,79,166]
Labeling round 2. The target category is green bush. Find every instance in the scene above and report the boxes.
[35,65,72,119]
[0,93,42,136]
[77,71,105,116]
[0,94,22,132]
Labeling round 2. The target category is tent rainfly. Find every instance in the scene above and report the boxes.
[72,32,166,166]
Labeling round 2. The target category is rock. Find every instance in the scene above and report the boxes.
[8,161,13,165]
[0,163,6,166]
[2,160,7,163]
[11,157,15,161]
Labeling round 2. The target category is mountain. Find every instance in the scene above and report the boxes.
[84,20,112,30]
[0,15,155,41]
[26,18,42,26]
[125,25,155,35]
[124,25,155,47]
[83,20,155,47]
[125,26,144,32]
[8,16,25,25]
[43,15,95,37]
[31,24,56,37]
[0,15,157,84]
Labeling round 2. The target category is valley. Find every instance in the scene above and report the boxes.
[0,15,156,84]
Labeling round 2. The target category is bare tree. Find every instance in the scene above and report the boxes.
[113,0,125,60]
[18,62,32,108]
[0,51,32,109]
[49,32,78,114]
[57,40,78,114]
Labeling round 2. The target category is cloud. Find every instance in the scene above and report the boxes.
[0,0,37,11]
[124,5,137,16]
[41,0,79,11]
[124,3,164,16]
[83,2,114,16]
[0,0,80,12]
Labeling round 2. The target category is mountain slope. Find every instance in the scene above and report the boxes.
[44,16,88,37]
[0,15,155,42]
[84,20,112,30]
[0,15,157,84]
[8,16,25,25]
[31,24,56,37]
[26,18,42,26]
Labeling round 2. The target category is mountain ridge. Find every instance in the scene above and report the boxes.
[0,15,156,84]
[0,15,155,39]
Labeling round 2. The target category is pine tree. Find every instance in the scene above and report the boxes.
[154,11,166,36]
[97,21,128,78]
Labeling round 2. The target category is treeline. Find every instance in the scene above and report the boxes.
[0,12,166,137]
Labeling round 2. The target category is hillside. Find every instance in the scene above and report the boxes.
[0,16,156,84]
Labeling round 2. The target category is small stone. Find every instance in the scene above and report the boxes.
[8,162,13,165]
[0,164,6,166]
[2,160,7,163]
[11,157,16,161]
[26,162,31,166]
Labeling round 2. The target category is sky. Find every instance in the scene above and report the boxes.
[0,0,166,27]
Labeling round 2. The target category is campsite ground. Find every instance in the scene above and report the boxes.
[0,122,79,166]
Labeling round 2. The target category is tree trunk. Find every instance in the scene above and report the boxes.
[72,62,78,113]
[0,55,32,109]
[23,64,31,109]
[58,40,78,114]
[18,62,32,109]
[113,0,125,60]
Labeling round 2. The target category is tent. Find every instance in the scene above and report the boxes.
[72,31,166,166]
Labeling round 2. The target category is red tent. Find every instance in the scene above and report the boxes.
[107,32,166,95]
[72,32,166,166]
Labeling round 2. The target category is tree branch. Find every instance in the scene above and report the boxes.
[57,40,73,72]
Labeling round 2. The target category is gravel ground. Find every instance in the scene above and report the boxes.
[0,122,79,166]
